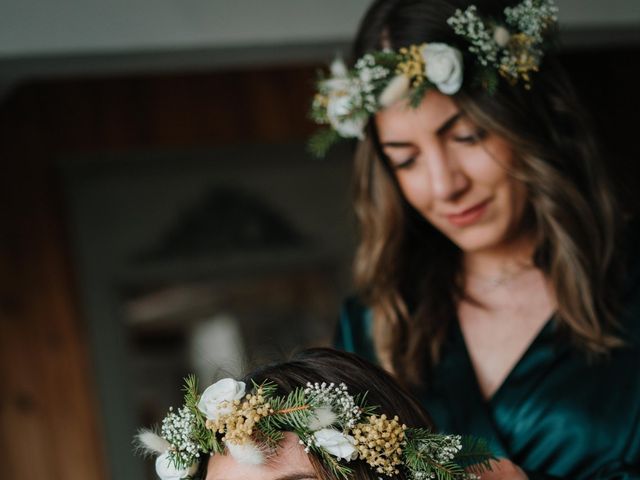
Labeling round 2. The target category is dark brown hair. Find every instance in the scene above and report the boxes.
[351,0,623,384]
[243,348,435,480]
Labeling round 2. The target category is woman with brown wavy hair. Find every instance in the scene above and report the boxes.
[313,0,640,479]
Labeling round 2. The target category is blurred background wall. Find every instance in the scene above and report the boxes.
[0,1,638,479]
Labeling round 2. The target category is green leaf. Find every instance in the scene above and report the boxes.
[308,128,341,158]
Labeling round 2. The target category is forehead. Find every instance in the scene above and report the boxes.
[205,433,316,480]
[374,90,460,141]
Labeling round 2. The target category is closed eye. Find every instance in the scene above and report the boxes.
[453,135,479,144]
[390,156,416,169]
[452,128,487,145]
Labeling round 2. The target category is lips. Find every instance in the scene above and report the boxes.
[445,199,490,227]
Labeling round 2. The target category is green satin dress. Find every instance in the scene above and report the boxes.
[335,258,640,478]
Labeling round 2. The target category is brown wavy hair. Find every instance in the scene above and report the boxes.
[351,0,624,385]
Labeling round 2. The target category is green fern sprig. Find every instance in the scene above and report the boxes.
[403,428,494,480]
[409,80,433,108]
[183,375,224,454]
[370,50,402,69]
[252,380,279,398]
[308,128,342,158]
[311,444,354,480]
[258,388,311,439]
[353,392,379,419]
[453,436,495,473]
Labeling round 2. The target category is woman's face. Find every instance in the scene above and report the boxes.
[374,90,528,254]
[205,433,318,480]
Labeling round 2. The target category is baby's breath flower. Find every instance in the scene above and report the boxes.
[304,382,362,429]
[416,434,463,464]
[160,406,202,468]
[504,0,558,43]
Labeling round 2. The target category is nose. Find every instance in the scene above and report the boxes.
[424,144,468,201]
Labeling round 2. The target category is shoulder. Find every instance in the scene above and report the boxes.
[334,296,378,364]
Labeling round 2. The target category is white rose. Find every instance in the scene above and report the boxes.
[421,43,464,95]
[312,428,357,461]
[493,26,511,48]
[378,75,410,107]
[322,61,367,139]
[197,378,246,421]
[326,92,367,139]
[155,452,198,480]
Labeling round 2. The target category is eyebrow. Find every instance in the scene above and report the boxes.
[380,110,463,148]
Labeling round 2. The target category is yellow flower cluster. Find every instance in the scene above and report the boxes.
[396,44,426,87]
[313,93,329,108]
[205,388,273,445]
[352,414,407,476]
[500,33,539,89]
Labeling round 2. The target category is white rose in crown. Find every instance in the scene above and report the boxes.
[421,43,464,95]
[197,378,246,421]
[326,93,367,139]
[312,428,358,461]
[155,452,198,480]
[323,58,367,139]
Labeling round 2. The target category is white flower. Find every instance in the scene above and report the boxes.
[325,89,367,139]
[421,43,464,95]
[378,75,410,107]
[359,67,372,84]
[155,452,198,480]
[312,428,357,461]
[330,57,348,78]
[136,429,170,455]
[307,406,338,431]
[197,378,246,421]
[493,25,511,47]
[225,440,265,465]
[321,56,369,139]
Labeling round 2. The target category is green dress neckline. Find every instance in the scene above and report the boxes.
[433,315,560,457]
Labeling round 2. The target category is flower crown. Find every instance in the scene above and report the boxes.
[137,376,495,480]
[309,0,558,157]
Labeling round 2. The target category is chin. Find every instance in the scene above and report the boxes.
[445,225,508,253]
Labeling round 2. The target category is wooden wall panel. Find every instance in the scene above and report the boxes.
[0,101,109,479]
[0,64,318,480]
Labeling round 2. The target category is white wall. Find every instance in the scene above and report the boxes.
[0,0,371,58]
[559,0,640,26]
[1,0,639,60]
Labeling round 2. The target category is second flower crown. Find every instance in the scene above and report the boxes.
[309,0,559,157]
[137,376,494,480]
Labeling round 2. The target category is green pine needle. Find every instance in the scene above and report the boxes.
[473,67,499,95]
[183,374,224,455]
[455,436,496,472]
[313,445,354,480]
[308,128,341,158]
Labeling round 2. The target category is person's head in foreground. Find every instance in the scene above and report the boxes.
[137,348,495,480]
[311,0,622,382]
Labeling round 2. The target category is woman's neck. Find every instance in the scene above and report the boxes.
[463,233,537,281]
